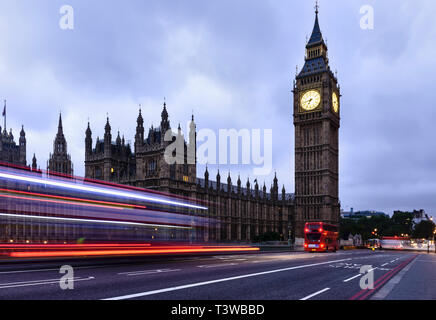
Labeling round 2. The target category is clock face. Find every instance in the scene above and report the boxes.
[300,90,321,111]
[332,92,339,113]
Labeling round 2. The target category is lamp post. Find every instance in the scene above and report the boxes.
[433,229,436,254]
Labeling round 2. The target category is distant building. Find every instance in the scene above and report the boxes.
[410,209,431,225]
[342,209,388,219]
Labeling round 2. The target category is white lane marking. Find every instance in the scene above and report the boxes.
[381,263,389,267]
[0,265,111,275]
[197,263,238,268]
[0,268,61,274]
[224,259,247,261]
[118,269,181,276]
[343,267,377,283]
[0,277,94,289]
[300,288,330,301]
[103,258,351,300]
[343,274,362,282]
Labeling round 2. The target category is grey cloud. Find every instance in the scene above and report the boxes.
[0,0,435,216]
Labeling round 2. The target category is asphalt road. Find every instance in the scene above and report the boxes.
[0,250,433,300]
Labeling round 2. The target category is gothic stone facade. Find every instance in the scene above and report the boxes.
[84,103,294,242]
[0,126,26,167]
[196,172,293,242]
[293,10,341,238]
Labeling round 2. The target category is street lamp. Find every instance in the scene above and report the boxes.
[434,229,436,254]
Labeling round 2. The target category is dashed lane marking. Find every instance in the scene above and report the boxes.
[343,274,362,282]
[118,269,181,276]
[0,276,95,289]
[197,263,238,268]
[300,288,331,300]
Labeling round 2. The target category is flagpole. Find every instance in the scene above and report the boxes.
[3,100,5,134]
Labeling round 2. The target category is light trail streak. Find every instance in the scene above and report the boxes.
[0,171,207,210]
[8,247,260,258]
[0,213,192,229]
[0,188,147,209]
[0,193,125,210]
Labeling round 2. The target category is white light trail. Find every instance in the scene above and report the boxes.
[0,172,207,210]
[0,213,192,230]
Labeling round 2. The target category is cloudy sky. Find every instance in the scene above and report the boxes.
[0,0,435,216]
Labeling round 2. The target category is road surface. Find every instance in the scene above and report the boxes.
[0,250,434,300]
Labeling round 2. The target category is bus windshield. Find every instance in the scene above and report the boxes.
[306,233,321,241]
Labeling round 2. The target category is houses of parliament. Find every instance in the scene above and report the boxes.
[0,8,340,242]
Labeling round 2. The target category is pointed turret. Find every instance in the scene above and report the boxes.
[204,166,209,189]
[86,121,92,136]
[272,172,279,200]
[20,125,25,137]
[137,107,144,127]
[32,154,37,171]
[216,169,221,188]
[135,108,144,152]
[105,117,111,134]
[160,101,170,134]
[307,4,323,47]
[19,125,25,144]
[19,125,26,165]
[85,122,92,156]
[255,179,259,197]
[227,172,232,193]
[297,4,329,79]
[58,113,64,135]
[116,131,121,146]
[49,112,73,175]
[104,117,112,157]
[188,112,196,166]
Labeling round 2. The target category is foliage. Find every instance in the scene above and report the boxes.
[340,211,423,241]
[412,220,435,239]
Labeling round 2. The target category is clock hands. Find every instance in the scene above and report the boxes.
[301,91,320,110]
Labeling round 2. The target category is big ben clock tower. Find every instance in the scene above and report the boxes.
[293,5,340,238]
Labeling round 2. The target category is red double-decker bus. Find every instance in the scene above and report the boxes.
[304,222,339,252]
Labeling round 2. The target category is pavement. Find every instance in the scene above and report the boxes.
[0,249,433,300]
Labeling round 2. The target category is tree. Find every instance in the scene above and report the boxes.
[412,221,435,239]
[391,211,414,236]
